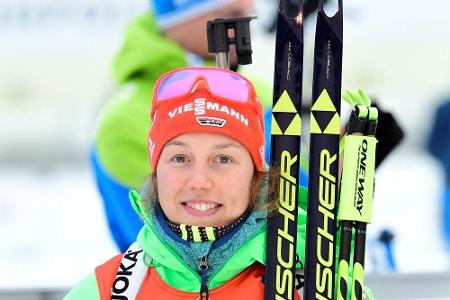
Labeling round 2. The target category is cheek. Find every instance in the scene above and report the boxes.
[227,169,254,208]
[156,168,183,203]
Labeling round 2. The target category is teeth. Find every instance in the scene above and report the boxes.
[186,202,218,211]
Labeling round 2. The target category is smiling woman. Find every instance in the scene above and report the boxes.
[156,133,255,227]
[64,66,304,300]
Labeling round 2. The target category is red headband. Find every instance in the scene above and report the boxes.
[148,67,265,171]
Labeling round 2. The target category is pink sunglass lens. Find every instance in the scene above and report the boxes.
[157,70,194,101]
[157,69,249,102]
[207,71,249,102]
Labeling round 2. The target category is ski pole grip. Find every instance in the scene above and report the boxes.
[234,20,253,65]
[338,135,377,223]
[367,107,378,136]
[206,16,256,66]
[207,20,228,54]
[348,110,367,135]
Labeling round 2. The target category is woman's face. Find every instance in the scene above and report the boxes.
[156,132,254,227]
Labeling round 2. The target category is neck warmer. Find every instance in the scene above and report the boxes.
[149,204,266,276]
[166,210,250,242]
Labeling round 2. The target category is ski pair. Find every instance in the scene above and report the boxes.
[264,0,343,300]
[336,90,378,300]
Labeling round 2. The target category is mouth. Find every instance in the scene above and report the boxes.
[181,201,222,217]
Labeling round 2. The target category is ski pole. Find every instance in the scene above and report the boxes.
[265,0,304,299]
[350,107,377,300]
[338,90,378,300]
[337,104,368,300]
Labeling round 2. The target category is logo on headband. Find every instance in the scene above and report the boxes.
[168,98,249,126]
[196,117,226,127]
[148,138,155,157]
[259,145,265,162]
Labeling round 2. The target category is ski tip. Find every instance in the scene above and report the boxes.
[318,0,343,16]
[318,0,325,10]
[278,0,304,24]
[295,9,304,25]
[297,0,304,15]
[278,0,286,12]
[297,0,304,25]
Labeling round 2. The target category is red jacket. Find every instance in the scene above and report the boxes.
[95,254,302,300]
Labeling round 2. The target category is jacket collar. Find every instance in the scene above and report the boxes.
[129,190,267,286]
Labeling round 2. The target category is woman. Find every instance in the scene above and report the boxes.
[90,0,267,253]
[65,67,306,299]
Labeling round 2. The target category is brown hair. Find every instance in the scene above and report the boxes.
[141,167,280,213]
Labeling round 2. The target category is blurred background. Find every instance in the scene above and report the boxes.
[1,0,450,299]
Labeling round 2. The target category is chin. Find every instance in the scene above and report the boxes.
[187,217,224,227]
[193,219,220,227]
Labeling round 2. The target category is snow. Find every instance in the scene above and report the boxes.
[0,163,117,290]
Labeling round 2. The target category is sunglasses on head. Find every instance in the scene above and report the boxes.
[154,67,254,103]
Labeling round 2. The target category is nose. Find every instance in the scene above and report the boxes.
[186,161,213,191]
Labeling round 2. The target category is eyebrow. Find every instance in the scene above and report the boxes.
[214,142,242,150]
[165,140,186,147]
[165,140,242,150]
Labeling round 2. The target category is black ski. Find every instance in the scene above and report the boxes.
[303,1,343,300]
[265,1,304,299]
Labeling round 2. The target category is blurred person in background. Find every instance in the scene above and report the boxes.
[90,0,274,252]
[427,99,450,246]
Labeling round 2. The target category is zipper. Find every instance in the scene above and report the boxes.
[199,256,209,300]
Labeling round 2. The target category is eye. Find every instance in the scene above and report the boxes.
[171,154,188,163]
[216,155,232,164]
